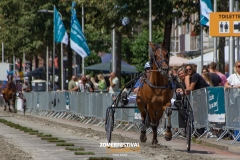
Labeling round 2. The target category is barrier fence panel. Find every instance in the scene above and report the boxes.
[223,88,240,144]
[206,87,225,130]
[23,92,34,111]
[95,93,103,119]
[17,87,240,145]
[33,92,39,111]
[91,93,98,119]
[191,88,208,137]
[69,92,78,114]
[56,92,67,112]
[38,92,50,111]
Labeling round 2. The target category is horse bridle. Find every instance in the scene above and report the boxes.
[141,44,172,90]
[150,44,169,75]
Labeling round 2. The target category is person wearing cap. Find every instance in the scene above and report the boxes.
[121,61,152,105]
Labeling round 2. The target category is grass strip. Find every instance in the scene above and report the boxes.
[65,147,84,151]
[75,151,94,155]
[41,137,58,140]
[56,143,74,146]
[48,140,66,143]
[29,132,43,135]
[88,157,113,160]
[24,130,38,133]
[37,134,52,137]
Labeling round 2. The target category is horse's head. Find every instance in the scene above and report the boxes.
[7,75,13,82]
[149,41,169,75]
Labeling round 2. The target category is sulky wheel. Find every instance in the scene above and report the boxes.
[105,107,114,143]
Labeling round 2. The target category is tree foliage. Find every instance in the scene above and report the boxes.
[0,0,223,77]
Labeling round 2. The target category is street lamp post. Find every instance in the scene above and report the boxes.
[38,8,64,91]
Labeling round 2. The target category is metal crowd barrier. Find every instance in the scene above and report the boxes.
[0,87,239,145]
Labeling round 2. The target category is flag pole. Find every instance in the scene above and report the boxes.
[149,0,152,59]
[236,0,239,61]
[52,5,55,91]
[46,46,49,92]
[213,0,217,63]
[81,4,85,75]
[200,25,203,74]
[2,42,4,62]
[229,0,234,75]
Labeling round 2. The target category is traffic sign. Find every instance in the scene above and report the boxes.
[209,12,240,37]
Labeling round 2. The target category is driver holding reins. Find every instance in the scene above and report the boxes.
[121,61,152,105]
[121,61,175,106]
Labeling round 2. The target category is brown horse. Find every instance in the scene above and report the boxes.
[136,41,173,144]
[2,75,17,112]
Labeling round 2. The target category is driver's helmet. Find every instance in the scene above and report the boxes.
[144,62,151,69]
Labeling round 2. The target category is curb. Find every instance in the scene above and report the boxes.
[194,139,229,151]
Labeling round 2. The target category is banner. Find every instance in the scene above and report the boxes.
[54,6,68,45]
[70,2,90,58]
[207,87,225,122]
[200,0,213,26]
[65,91,70,110]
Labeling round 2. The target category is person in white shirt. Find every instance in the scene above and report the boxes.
[224,61,240,88]
[108,72,119,94]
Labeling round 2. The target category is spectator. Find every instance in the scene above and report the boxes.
[224,61,240,88]
[184,64,209,135]
[108,72,119,94]
[22,79,31,92]
[209,62,227,86]
[175,67,188,135]
[78,75,93,92]
[86,75,94,92]
[202,72,214,86]
[184,64,209,93]
[97,74,107,91]
[68,76,78,91]
[175,67,186,93]
[202,67,208,73]
[90,77,98,90]
[168,70,173,77]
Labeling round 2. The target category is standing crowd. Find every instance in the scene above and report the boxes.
[68,72,119,94]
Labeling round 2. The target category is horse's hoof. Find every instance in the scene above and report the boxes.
[151,139,158,145]
[140,131,147,143]
[164,131,172,141]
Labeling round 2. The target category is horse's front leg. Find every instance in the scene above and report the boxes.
[137,99,148,142]
[148,107,162,145]
[164,103,172,141]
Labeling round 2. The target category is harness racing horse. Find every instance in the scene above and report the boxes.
[136,41,173,144]
[2,75,17,112]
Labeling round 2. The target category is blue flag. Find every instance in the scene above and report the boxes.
[200,0,213,26]
[70,2,90,58]
[54,6,68,45]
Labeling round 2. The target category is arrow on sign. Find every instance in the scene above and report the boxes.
[234,23,240,31]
